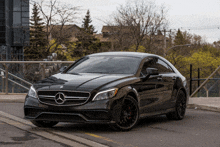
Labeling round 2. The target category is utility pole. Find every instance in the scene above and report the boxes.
[163,29,171,56]
[163,29,167,49]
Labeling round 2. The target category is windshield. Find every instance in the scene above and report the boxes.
[66,56,141,74]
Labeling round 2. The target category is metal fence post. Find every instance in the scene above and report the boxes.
[2,74,4,93]
[190,64,192,95]
[198,68,200,97]
[3,64,8,94]
[12,83,15,93]
[40,63,45,80]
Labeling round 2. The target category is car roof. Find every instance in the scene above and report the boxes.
[88,52,155,59]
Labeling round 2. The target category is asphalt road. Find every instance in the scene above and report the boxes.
[0,122,69,147]
[0,103,220,147]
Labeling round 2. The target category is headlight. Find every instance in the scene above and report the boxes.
[28,85,37,98]
[92,88,118,101]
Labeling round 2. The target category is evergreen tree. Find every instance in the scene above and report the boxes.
[82,10,96,34]
[24,3,47,60]
[174,29,185,45]
[76,10,99,55]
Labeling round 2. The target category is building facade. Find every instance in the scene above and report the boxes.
[0,0,29,61]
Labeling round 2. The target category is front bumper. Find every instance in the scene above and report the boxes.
[24,95,114,123]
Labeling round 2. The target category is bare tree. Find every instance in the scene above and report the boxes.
[30,0,80,57]
[108,0,167,52]
[101,25,135,51]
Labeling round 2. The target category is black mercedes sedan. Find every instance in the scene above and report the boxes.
[24,52,189,131]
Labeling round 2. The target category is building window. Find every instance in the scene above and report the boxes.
[0,20,5,25]
[22,17,29,24]
[13,0,21,11]
[0,38,5,44]
[0,26,5,31]
[0,0,5,6]
[0,9,4,13]
[13,12,21,25]
[22,11,29,17]
[0,32,5,38]
[0,13,5,18]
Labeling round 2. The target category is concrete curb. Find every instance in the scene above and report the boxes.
[187,104,220,113]
[0,98,25,103]
[0,95,25,103]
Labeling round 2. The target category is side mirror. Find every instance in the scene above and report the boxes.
[59,66,67,73]
[146,68,159,75]
[141,68,159,81]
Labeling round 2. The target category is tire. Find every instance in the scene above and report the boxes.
[110,96,139,131]
[31,120,59,128]
[166,90,186,120]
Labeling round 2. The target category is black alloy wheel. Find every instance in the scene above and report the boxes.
[166,90,186,120]
[31,120,59,128]
[111,96,139,131]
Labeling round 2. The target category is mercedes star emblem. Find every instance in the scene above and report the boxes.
[54,92,66,104]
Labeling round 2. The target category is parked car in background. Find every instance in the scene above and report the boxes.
[24,52,189,131]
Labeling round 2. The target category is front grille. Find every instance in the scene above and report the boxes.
[37,91,90,106]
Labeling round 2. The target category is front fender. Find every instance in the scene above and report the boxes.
[111,86,140,108]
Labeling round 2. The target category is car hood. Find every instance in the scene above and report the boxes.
[34,73,133,92]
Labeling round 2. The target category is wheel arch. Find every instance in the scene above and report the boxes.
[127,92,138,102]
[179,88,186,96]
[178,87,189,104]
[110,86,140,111]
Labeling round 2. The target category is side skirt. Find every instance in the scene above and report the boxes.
[139,108,175,118]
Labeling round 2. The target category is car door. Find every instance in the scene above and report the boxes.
[133,57,161,114]
[151,58,176,111]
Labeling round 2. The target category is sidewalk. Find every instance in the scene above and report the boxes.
[188,97,220,113]
[0,94,220,113]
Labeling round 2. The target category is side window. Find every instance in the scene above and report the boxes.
[141,58,174,74]
[141,57,156,75]
[154,59,174,73]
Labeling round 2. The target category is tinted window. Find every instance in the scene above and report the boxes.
[0,38,5,44]
[0,13,4,18]
[0,32,5,37]
[156,59,174,73]
[0,26,5,31]
[66,56,141,74]
[0,20,5,25]
[141,58,155,75]
[141,58,174,74]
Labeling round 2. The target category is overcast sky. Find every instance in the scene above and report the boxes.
[49,0,220,43]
